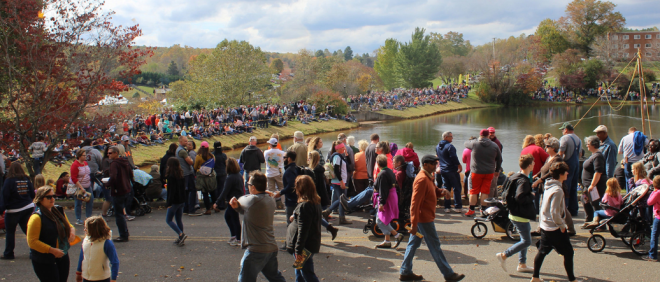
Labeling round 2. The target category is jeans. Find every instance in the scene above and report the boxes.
[101,186,113,202]
[441,172,462,209]
[238,250,286,282]
[400,222,455,278]
[3,208,32,258]
[215,174,227,209]
[32,254,69,282]
[327,186,373,213]
[376,217,394,235]
[649,217,660,259]
[624,162,634,193]
[331,185,346,217]
[33,157,44,175]
[593,209,610,221]
[504,220,531,264]
[183,174,197,213]
[166,203,184,235]
[113,194,129,238]
[564,156,580,216]
[75,186,94,221]
[225,206,241,240]
[285,206,295,226]
[462,171,470,197]
[294,253,319,282]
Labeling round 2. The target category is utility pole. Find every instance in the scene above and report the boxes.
[492,37,496,59]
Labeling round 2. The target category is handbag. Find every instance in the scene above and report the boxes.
[66,184,78,196]
[76,189,91,202]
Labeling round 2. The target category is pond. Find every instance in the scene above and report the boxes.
[225,104,660,173]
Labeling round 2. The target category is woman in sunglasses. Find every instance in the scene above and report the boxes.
[27,186,76,282]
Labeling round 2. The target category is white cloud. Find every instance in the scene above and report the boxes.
[102,0,660,54]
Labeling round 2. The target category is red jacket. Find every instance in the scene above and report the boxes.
[395,148,420,169]
[520,144,549,175]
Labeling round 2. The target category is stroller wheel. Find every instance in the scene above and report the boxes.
[505,221,520,241]
[621,236,632,246]
[145,206,152,213]
[587,235,606,253]
[630,232,649,256]
[135,208,146,217]
[471,222,488,239]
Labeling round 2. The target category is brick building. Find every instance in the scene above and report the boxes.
[607,30,660,61]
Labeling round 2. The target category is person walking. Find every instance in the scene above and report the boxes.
[232,172,286,282]
[70,150,93,225]
[436,131,463,213]
[213,141,228,211]
[215,158,245,246]
[273,151,299,227]
[399,155,465,282]
[464,129,502,217]
[288,131,308,167]
[338,133,355,195]
[307,150,338,240]
[0,162,36,260]
[176,136,201,216]
[307,137,325,166]
[81,139,104,192]
[29,136,47,175]
[495,154,535,273]
[618,127,649,192]
[643,175,660,262]
[165,157,188,246]
[286,175,322,282]
[75,216,120,282]
[374,154,404,248]
[462,137,476,200]
[27,186,75,282]
[160,143,178,196]
[239,136,265,189]
[264,138,286,209]
[558,122,581,217]
[120,136,135,168]
[531,162,577,282]
[328,142,351,224]
[593,125,617,178]
[105,146,133,242]
[194,141,217,215]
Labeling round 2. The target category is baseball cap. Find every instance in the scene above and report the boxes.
[337,133,347,140]
[294,131,304,140]
[559,122,573,130]
[214,141,222,149]
[421,155,439,164]
[121,135,129,141]
[200,141,209,148]
[593,125,608,133]
[487,127,495,133]
[267,138,278,146]
[479,129,489,137]
[249,136,257,142]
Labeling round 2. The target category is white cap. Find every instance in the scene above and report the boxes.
[593,125,608,133]
[267,138,278,146]
[121,135,130,141]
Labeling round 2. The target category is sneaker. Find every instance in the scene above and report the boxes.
[399,273,424,281]
[464,210,475,217]
[452,208,464,213]
[173,238,181,245]
[227,237,237,244]
[230,240,241,246]
[188,211,204,216]
[444,208,451,213]
[178,234,188,246]
[496,253,507,272]
[517,265,534,273]
[376,241,392,248]
[75,219,83,226]
[125,215,135,221]
[642,256,658,262]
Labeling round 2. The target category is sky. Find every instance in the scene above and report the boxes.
[104,0,660,54]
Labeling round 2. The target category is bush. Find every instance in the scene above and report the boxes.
[643,70,656,82]
[132,92,140,98]
[307,89,349,114]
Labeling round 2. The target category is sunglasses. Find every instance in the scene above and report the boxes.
[44,195,55,200]
[247,183,254,186]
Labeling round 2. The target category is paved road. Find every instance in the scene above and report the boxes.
[1,206,659,282]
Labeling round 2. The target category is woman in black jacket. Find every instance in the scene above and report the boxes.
[165,158,187,246]
[160,143,178,189]
[214,157,244,246]
[212,141,228,211]
[307,151,338,240]
[286,175,322,281]
[0,163,36,260]
[495,154,536,273]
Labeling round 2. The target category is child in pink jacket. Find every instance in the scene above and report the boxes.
[644,176,660,261]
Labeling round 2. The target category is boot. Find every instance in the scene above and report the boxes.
[585,216,600,228]
[203,209,212,215]
[321,209,332,221]
[339,216,352,225]
[326,224,338,240]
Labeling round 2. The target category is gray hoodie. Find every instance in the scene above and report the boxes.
[82,146,103,174]
[539,179,567,231]
[464,137,502,174]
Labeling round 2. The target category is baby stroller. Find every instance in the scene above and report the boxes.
[586,184,652,254]
[363,187,412,238]
[106,169,153,217]
[471,198,519,241]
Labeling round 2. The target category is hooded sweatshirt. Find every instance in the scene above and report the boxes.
[239,145,265,171]
[539,179,567,231]
[106,157,133,197]
[464,137,502,174]
[436,140,460,173]
[395,147,420,169]
[82,146,104,174]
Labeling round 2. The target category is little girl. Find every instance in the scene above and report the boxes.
[76,216,119,282]
[586,178,623,228]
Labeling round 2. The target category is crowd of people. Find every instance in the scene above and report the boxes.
[532,83,660,103]
[347,84,470,111]
[4,115,660,281]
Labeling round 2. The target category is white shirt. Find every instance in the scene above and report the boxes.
[618,132,649,163]
[264,148,285,177]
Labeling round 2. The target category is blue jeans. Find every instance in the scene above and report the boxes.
[113,194,129,238]
[166,203,184,235]
[75,187,94,221]
[504,220,531,264]
[327,186,373,213]
[564,156,580,216]
[624,162,634,193]
[33,157,44,175]
[225,206,241,240]
[330,185,346,216]
[649,217,660,259]
[593,210,611,220]
[294,253,318,282]
[3,208,32,258]
[238,250,285,282]
[441,172,462,209]
[400,222,455,278]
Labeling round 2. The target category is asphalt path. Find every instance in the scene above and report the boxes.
[1,206,659,282]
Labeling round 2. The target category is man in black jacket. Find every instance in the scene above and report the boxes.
[495,154,535,273]
[273,151,298,251]
[239,136,265,189]
[106,146,134,242]
[213,141,228,210]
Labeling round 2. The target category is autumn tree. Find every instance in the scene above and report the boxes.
[0,0,149,176]
[437,55,466,84]
[561,0,625,57]
[374,38,400,90]
[395,28,442,88]
[167,60,180,76]
[270,58,284,74]
[431,31,472,57]
[535,19,570,60]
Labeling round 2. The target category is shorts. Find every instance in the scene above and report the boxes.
[469,172,494,195]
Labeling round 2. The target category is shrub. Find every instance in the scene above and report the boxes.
[132,92,140,98]
[643,70,656,82]
[307,89,349,114]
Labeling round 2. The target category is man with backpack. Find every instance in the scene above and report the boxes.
[239,136,265,190]
[264,138,285,209]
[496,154,535,273]
[272,151,298,251]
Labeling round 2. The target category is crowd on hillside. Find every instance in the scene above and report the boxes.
[347,84,470,111]
[532,82,660,103]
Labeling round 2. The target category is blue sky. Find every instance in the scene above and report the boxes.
[105,0,660,54]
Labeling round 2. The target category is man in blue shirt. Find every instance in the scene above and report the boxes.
[436,131,463,213]
[594,125,617,179]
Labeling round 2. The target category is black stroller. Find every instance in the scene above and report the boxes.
[106,174,153,217]
[363,183,413,238]
[471,198,519,241]
[586,184,651,254]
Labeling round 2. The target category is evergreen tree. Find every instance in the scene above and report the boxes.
[167,60,179,76]
[395,28,442,88]
[344,46,353,61]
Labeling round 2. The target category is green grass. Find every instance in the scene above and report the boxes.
[39,120,359,181]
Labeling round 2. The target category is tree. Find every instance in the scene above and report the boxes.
[437,55,466,84]
[0,0,148,176]
[167,60,180,76]
[171,39,271,108]
[270,58,284,74]
[344,46,353,61]
[550,49,584,76]
[583,59,605,88]
[431,31,472,57]
[561,0,626,56]
[374,38,400,90]
[535,19,570,59]
[315,49,325,58]
[395,28,442,88]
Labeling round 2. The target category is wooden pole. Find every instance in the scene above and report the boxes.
[638,49,652,138]
[637,49,646,135]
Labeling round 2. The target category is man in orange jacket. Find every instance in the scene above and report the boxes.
[399,155,465,282]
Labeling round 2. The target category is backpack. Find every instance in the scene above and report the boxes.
[296,166,316,181]
[199,157,215,176]
[500,177,517,208]
[323,153,343,180]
